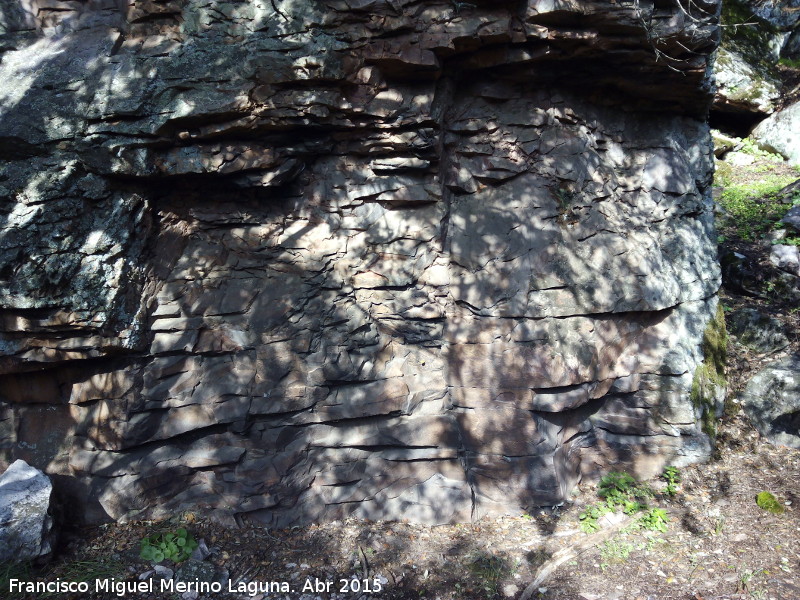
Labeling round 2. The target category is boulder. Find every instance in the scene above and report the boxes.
[781,203,800,230]
[0,460,56,563]
[746,0,800,32]
[741,355,800,448]
[751,101,800,165]
[713,48,782,118]
[770,244,800,277]
[711,130,740,157]
[728,308,790,354]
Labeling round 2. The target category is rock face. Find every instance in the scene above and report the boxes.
[0,460,56,563]
[741,355,800,449]
[0,0,723,526]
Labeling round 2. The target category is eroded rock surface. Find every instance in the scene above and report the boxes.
[741,355,800,449]
[0,0,722,526]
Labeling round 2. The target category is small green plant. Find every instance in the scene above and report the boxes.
[738,137,783,161]
[638,508,669,533]
[1,561,33,599]
[713,516,725,535]
[600,538,635,568]
[755,491,785,514]
[661,466,681,496]
[467,553,509,598]
[598,472,636,498]
[738,568,758,592]
[140,528,198,563]
[580,471,663,533]
[579,503,611,533]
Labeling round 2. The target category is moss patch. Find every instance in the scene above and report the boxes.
[756,491,785,514]
[720,0,779,70]
[691,304,728,438]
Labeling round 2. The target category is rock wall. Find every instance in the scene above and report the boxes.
[0,0,722,526]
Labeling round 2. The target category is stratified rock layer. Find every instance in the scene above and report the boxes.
[0,0,722,526]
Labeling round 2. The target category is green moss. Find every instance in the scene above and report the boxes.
[756,491,785,514]
[720,0,779,69]
[691,304,728,438]
[714,159,735,187]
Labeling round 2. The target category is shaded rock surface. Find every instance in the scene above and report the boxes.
[741,355,800,448]
[0,459,55,563]
[0,0,722,526]
[728,307,790,353]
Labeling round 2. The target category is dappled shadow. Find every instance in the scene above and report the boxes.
[0,0,723,560]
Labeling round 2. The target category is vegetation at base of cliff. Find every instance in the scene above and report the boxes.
[139,528,198,563]
[466,553,510,598]
[578,470,678,535]
[691,304,727,438]
[0,561,32,599]
[715,167,798,241]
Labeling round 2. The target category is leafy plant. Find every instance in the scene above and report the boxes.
[755,491,785,514]
[600,538,635,565]
[579,503,611,533]
[598,472,636,499]
[580,471,661,533]
[738,138,783,161]
[140,528,198,563]
[661,466,681,497]
[638,508,669,533]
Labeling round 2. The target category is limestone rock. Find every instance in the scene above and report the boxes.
[770,244,800,277]
[728,308,790,354]
[714,48,781,118]
[751,101,800,165]
[0,460,56,563]
[0,0,724,526]
[741,355,800,448]
[781,204,800,235]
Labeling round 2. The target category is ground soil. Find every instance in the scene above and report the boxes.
[5,414,798,600]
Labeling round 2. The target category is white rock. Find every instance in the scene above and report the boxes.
[0,460,55,563]
[752,101,800,165]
